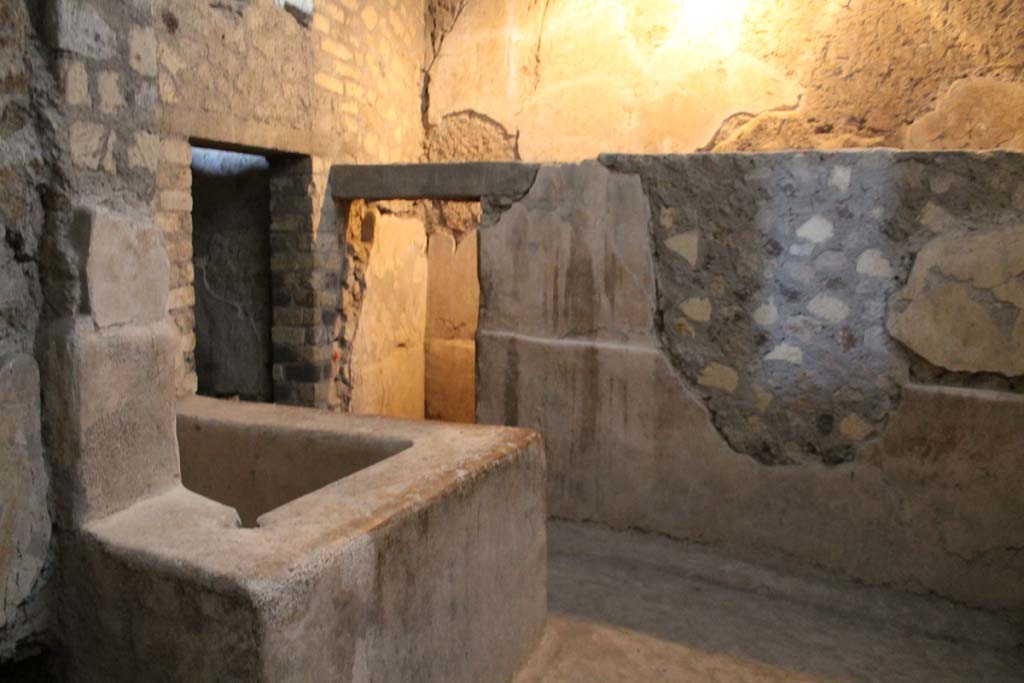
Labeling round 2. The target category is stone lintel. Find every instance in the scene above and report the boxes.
[330,162,540,201]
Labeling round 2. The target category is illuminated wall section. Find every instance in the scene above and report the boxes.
[426,0,1024,160]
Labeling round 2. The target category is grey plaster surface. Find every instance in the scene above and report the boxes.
[330,162,540,200]
[515,521,1024,683]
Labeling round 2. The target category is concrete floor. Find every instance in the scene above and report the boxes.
[515,522,1024,683]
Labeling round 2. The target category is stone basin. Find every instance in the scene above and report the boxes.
[62,397,547,682]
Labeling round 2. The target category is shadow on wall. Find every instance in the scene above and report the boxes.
[191,147,274,402]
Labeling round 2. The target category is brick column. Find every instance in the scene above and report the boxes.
[269,156,341,408]
[156,136,196,397]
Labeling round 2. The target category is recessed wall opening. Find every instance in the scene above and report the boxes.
[342,200,480,423]
[190,146,274,402]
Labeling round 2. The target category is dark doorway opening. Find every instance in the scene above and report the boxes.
[191,146,274,402]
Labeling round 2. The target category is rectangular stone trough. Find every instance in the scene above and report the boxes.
[63,397,547,682]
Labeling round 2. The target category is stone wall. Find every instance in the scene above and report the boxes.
[426,0,1024,160]
[477,155,1024,613]
[1,0,175,666]
[1,1,52,662]
[155,0,426,402]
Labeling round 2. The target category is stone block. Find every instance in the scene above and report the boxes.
[61,399,544,681]
[62,59,90,106]
[128,26,157,76]
[73,206,169,329]
[159,138,191,167]
[426,230,479,340]
[330,162,540,201]
[96,71,123,113]
[905,78,1024,150]
[41,320,180,527]
[349,213,428,419]
[0,354,51,631]
[69,122,106,170]
[887,226,1024,376]
[479,162,655,342]
[45,0,117,60]
[477,330,1024,611]
[425,338,476,423]
[128,131,159,172]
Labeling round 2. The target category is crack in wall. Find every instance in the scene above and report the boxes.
[421,0,470,133]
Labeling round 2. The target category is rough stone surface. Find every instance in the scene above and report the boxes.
[425,111,519,163]
[0,356,50,656]
[41,320,180,527]
[64,398,546,682]
[349,211,428,419]
[0,1,55,661]
[330,162,539,201]
[427,1,1024,159]
[906,77,1024,151]
[191,150,273,401]
[0,0,45,362]
[513,521,1024,683]
[603,151,1024,464]
[45,0,118,61]
[888,226,1024,376]
[76,205,169,329]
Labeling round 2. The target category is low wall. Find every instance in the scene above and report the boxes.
[477,153,1024,615]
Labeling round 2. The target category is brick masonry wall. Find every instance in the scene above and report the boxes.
[269,156,342,409]
[155,0,426,402]
[158,136,196,394]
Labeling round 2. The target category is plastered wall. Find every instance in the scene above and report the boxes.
[426,0,1024,161]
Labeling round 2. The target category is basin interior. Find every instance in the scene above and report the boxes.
[178,414,412,527]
